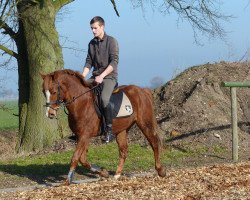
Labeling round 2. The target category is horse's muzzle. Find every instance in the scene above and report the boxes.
[46,106,59,119]
[48,112,57,119]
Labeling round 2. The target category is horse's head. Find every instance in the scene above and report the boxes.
[41,72,65,119]
[41,69,91,119]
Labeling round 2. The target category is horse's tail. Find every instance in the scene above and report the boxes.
[143,88,164,149]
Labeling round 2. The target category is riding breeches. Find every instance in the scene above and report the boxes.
[87,77,117,108]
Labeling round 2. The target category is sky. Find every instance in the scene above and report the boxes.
[58,0,250,87]
[1,0,250,94]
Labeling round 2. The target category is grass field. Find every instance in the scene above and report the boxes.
[0,143,192,183]
[0,100,18,130]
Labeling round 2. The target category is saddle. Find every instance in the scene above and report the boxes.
[93,84,133,119]
[93,84,134,134]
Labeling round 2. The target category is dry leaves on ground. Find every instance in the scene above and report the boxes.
[0,162,249,200]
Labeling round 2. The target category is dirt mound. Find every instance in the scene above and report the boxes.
[152,61,250,159]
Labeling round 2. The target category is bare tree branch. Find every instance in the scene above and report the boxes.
[0,0,18,42]
[0,0,10,18]
[0,43,17,57]
[130,0,232,42]
[0,18,17,39]
[238,48,250,62]
[0,54,15,70]
[110,0,120,17]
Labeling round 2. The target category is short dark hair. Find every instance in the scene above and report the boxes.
[90,16,105,26]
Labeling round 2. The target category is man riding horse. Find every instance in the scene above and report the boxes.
[42,16,166,184]
[82,16,119,143]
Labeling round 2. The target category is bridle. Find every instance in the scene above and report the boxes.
[44,81,99,113]
[45,82,63,110]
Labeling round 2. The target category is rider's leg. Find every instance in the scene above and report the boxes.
[101,78,117,143]
[103,103,114,142]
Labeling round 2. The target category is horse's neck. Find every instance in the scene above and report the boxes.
[66,82,91,101]
[62,79,95,110]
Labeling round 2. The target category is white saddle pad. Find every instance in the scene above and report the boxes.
[116,93,133,117]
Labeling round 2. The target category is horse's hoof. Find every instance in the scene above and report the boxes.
[61,179,70,186]
[114,174,121,180]
[99,168,109,178]
[157,166,166,177]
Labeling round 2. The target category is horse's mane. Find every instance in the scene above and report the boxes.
[52,69,90,87]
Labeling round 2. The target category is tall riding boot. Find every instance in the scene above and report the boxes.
[102,103,115,143]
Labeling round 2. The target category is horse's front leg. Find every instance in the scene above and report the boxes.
[114,130,128,179]
[64,136,89,185]
[79,149,109,178]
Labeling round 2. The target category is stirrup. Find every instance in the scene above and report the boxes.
[68,134,77,141]
[102,132,115,143]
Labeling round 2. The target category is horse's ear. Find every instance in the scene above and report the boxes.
[40,72,46,80]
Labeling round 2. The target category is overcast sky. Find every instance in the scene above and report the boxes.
[1,0,250,93]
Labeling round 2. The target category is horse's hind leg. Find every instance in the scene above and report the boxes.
[114,130,128,179]
[136,120,166,177]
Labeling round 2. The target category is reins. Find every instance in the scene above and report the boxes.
[64,84,99,106]
[62,84,100,115]
[44,82,100,115]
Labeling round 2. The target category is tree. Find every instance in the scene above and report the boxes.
[0,0,233,153]
[0,0,73,152]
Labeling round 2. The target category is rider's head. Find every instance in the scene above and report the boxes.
[90,16,105,40]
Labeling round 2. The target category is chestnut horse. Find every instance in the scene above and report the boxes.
[41,69,166,185]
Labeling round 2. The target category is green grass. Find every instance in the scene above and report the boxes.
[0,143,193,183]
[213,145,227,154]
[0,100,18,130]
[0,100,69,131]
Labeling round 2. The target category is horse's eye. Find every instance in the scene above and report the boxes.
[50,90,56,95]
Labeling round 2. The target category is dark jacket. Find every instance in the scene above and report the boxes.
[84,33,119,80]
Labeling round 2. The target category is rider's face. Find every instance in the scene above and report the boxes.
[91,22,104,39]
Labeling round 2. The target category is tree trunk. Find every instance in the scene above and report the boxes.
[16,2,67,153]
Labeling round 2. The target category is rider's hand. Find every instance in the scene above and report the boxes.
[95,75,104,84]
